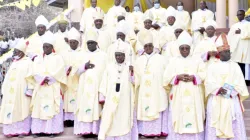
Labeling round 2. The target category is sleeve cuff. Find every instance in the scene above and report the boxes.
[171,76,179,85]
[65,66,71,76]
[201,52,209,62]
[130,75,135,84]
[48,76,56,85]
[25,89,33,97]
[137,50,144,55]
[162,43,168,51]
[99,92,105,104]
[76,64,86,75]
[193,75,202,85]
[40,77,46,86]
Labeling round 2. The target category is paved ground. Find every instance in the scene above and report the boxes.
[0,88,250,140]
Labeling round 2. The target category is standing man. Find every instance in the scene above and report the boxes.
[62,27,83,127]
[136,13,160,56]
[26,15,49,59]
[0,39,33,138]
[29,31,67,137]
[176,1,190,30]
[80,0,104,33]
[228,10,250,85]
[54,14,69,54]
[193,20,219,67]
[144,0,167,30]
[191,1,214,45]
[135,30,168,137]
[98,44,138,140]
[105,0,127,28]
[91,10,113,53]
[163,31,206,139]
[74,29,107,137]
[205,33,249,140]
[107,20,135,64]
[127,4,144,34]
[160,6,182,53]
[162,24,185,64]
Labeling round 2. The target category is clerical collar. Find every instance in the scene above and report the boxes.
[70,47,80,52]
[240,19,247,23]
[145,52,155,57]
[206,36,216,42]
[87,48,98,53]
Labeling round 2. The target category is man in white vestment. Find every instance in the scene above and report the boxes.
[205,33,249,140]
[107,20,135,64]
[74,29,107,136]
[62,27,83,127]
[105,0,126,28]
[191,1,214,45]
[26,15,49,60]
[98,42,138,140]
[176,1,191,30]
[127,4,144,34]
[54,14,69,54]
[135,29,168,137]
[80,0,104,33]
[144,0,167,30]
[193,20,220,67]
[228,10,250,84]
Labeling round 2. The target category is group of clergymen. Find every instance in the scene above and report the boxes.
[0,0,250,140]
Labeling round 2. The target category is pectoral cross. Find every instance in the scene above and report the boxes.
[184,67,189,73]
[202,16,206,23]
[155,15,160,22]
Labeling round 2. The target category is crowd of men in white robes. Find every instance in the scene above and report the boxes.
[0,0,250,140]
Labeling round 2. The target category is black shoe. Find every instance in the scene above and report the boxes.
[32,134,39,138]
[49,134,55,138]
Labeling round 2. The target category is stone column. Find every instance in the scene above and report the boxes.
[216,0,226,28]
[68,0,83,22]
[228,0,238,27]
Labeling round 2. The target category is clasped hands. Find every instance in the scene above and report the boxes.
[177,74,194,82]
[218,87,227,96]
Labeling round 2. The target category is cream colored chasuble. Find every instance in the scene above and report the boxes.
[163,56,206,134]
[0,57,33,124]
[135,53,168,121]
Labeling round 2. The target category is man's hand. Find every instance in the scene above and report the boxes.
[177,74,188,82]
[187,75,195,82]
[134,30,139,34]
[218,88,227,95]
[85,61,95,70]
[198,27,205,34]
[235,28,241,34]
[208,51,218,57]
[43,77,50,85]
